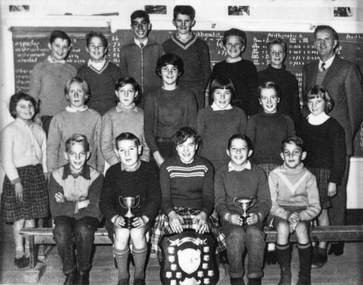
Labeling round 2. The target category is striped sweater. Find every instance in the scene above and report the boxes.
[160,155,214,216]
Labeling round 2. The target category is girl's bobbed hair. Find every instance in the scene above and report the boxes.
[306,85,334,114]
[9,93,39,119]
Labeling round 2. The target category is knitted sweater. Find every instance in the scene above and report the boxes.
[258,65,301,124]
[77,61,123,115]
[211,59,259,116]
[101,104,150,165]
[163,34,211,89]
[29,59,77,116]
[49,164,103,221]
[99,161,161,223]
[197,106,247,169]
[119,40,163,95]
[160,156,214,216]
[0,119,47,183]
[214,163,271,221]
[47,108,104,173]
[298,117,346,184]
[144,87,197,154]
[246,112,295,165]
[268,163,321,221]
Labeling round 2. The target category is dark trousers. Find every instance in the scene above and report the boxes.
[53,216,99,274]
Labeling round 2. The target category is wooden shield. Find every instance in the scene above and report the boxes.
[160,229,219,285]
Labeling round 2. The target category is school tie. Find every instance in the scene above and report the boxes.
[321,62,326,71]
[140,43,144,49]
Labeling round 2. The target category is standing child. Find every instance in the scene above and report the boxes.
[163,5,211,109]
[49,134,103,285]
[268,136,321,285]
[144,53,197,167]
[258,38,301,125]
[30,30,77,134]
[211,28,259,116]
[215,134,271,285]
[101,77,150,165]
[0,93,49,268]
[246,81,295,175]
[298,85,346,268]
[47,77,104,174]
[100,132,161,285]
[119,10,164,105]
[77,31,123,115]
[197,76,247,170]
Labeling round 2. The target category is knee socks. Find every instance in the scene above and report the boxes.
[114,247,130,281]
[132,246,148,280]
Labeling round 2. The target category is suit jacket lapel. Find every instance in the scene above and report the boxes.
[323,56,341,85]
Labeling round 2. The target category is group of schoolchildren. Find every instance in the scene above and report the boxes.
[0,5,347,285]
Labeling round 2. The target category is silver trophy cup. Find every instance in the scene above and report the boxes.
[119,196,140,229]
[233,197,256,224]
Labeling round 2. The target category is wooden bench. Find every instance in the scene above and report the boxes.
[20,225,363,283]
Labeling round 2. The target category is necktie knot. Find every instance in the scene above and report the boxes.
[321,62,326,71]
[140,43,144,49]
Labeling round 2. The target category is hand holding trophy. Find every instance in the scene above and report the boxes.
[119,196,140,229]
[233,196,256,225]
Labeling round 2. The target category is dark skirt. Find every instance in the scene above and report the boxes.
[1,164,49,222]
[307,167,331,209]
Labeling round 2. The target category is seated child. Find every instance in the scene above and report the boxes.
[151,127,226,261]
[47,77,104,174]
[268,136,321,285]
[30,30,77,134]
[258,38,301,125]
[143,53,197,167]
[246,81,295,175]
[49,134,104,285]
[119,10,163,103]
[101,77,150,166]
[99,132,161,285]
[211,28,259,116]
[198,76,247,170]
[163,5,210,109]
[214,134,271,285]
[77,31,123,115]
[298,86,346,268]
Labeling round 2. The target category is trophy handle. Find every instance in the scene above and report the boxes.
[233,197,240,207]
[119,196,127,209]
[133,195,141,208]
[249,197,256,208]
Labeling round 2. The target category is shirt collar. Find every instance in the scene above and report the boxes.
[211,102,233,111]
[226,57,242,63]
[307,112,330,125]
[62,164,91,180]
[66,105,88,113]
[134,38,148,48]
[87,58,107,70]
[121,160,142,172]
[228,160,251,172]
[47,55,66,64]
[116,102,137,113]
[319,55,335,71]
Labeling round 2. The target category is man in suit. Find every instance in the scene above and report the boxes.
[302,25,363,256]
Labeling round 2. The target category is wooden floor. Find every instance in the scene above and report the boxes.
[1,222,362,285]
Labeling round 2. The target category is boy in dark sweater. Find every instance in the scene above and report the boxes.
[163,5,211,109]
[99,132,161,285]
[215,134,271,285]
[49,134,103,285]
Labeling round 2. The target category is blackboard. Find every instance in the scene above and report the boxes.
[12,27,363,94]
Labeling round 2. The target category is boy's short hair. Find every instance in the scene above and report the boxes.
[156,53,184,76]
[131,10,150,24]
[173,5,195,20]
[173,127,201,148]
[306,85,334,114]
[223,28,247,46]
[9,93,39,119]
[50,30,71,46]
[65,134,89,152]
[64,77,90,100]
[115,77,142,105]
[209,76,235,97]
[86,31,108,48]
[281,136,305,152]
[258,81,281,98]
[227,134,253,152]
[267,38,287,54]
[115,132,141,149]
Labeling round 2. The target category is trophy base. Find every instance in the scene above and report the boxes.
[121,217,135,229]
[240,215,248,225]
